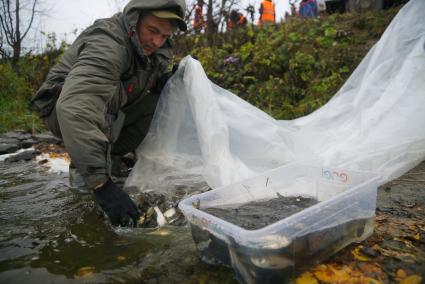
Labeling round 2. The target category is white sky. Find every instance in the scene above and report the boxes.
[38,0,122,44]
[36,0,292,47]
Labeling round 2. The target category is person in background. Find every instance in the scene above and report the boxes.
[193,0,205,33]
[299,0,318,18]
[246,4,255,26]
[258,0,276,25]
[31,0,187,227]
[227,9,247,30]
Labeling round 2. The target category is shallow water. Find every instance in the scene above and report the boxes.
[0,160,235,283]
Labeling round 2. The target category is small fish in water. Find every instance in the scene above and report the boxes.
[137,207,155,226]
[163,207,180,224]
[258,234,290,250]
[147,227,172,236]
[250,255,294,269]
[228,245,256,284]
[154,206,167,227]
[146,207,155,220]
[137,215,146,225]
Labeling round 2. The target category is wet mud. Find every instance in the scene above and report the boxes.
[204,196,319,230]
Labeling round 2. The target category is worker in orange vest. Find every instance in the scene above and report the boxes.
[193,0,204,33]
[258,0,276,25]
[227,9,247,30]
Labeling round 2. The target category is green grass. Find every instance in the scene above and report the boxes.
[0,96,44,133]
[0,62,45,134]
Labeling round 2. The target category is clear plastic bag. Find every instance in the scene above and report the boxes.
[126,0,425,193]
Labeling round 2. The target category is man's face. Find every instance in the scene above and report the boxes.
[137,14,174,56]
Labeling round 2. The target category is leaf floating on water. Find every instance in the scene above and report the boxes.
[295,272,318,284]
[116,256,126,261]
[147,227,172,236]
[399,275,422,284]
[75,266,96,278]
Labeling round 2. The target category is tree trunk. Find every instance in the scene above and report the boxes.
[206,0,215,44]
[12,0,21,69]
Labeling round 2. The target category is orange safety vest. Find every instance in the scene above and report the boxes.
[228,14,247,30]
[237,15,247,26]
[259,0,275,25]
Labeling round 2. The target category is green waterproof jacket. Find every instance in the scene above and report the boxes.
[31,0,187,188]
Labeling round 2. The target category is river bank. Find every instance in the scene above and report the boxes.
[0,130,423,283]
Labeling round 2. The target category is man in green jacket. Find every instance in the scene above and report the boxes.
[31,0,187,227]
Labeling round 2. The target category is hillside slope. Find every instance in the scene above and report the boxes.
[174,7,402,120]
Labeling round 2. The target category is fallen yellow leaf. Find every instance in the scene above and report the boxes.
[312,264,382,284]
[313,264,352,282]
[352,245,371,261]
[295,272,318,284]
[396,268,407,280]
[400,275,422,284]
[357,262,384,277]
[364,278,382,284]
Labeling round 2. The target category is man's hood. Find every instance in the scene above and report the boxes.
[121,0,186,63]
[123,0,187,32]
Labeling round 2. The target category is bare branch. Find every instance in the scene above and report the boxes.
[21,0,37,40]
[0,0,42,65]
[6,0,15,38]
[15,0,19,42]
[0,0,14,38]
[0,27,10,59]
[0,13,14,46]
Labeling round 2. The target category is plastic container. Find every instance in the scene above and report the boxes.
[179,163,381,283]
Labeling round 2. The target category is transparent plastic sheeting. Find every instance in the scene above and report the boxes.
[126,0,425,194]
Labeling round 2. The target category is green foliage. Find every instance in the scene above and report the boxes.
[0,7,402,133]
[174,6,400,120]
[0,96,42,133]
[0,63,30,99]
[0,32,67,133]
[0,63,41,132]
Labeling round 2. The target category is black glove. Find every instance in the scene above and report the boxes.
[93,179,140,227]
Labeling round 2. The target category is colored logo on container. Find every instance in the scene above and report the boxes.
[322,168,348,183]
